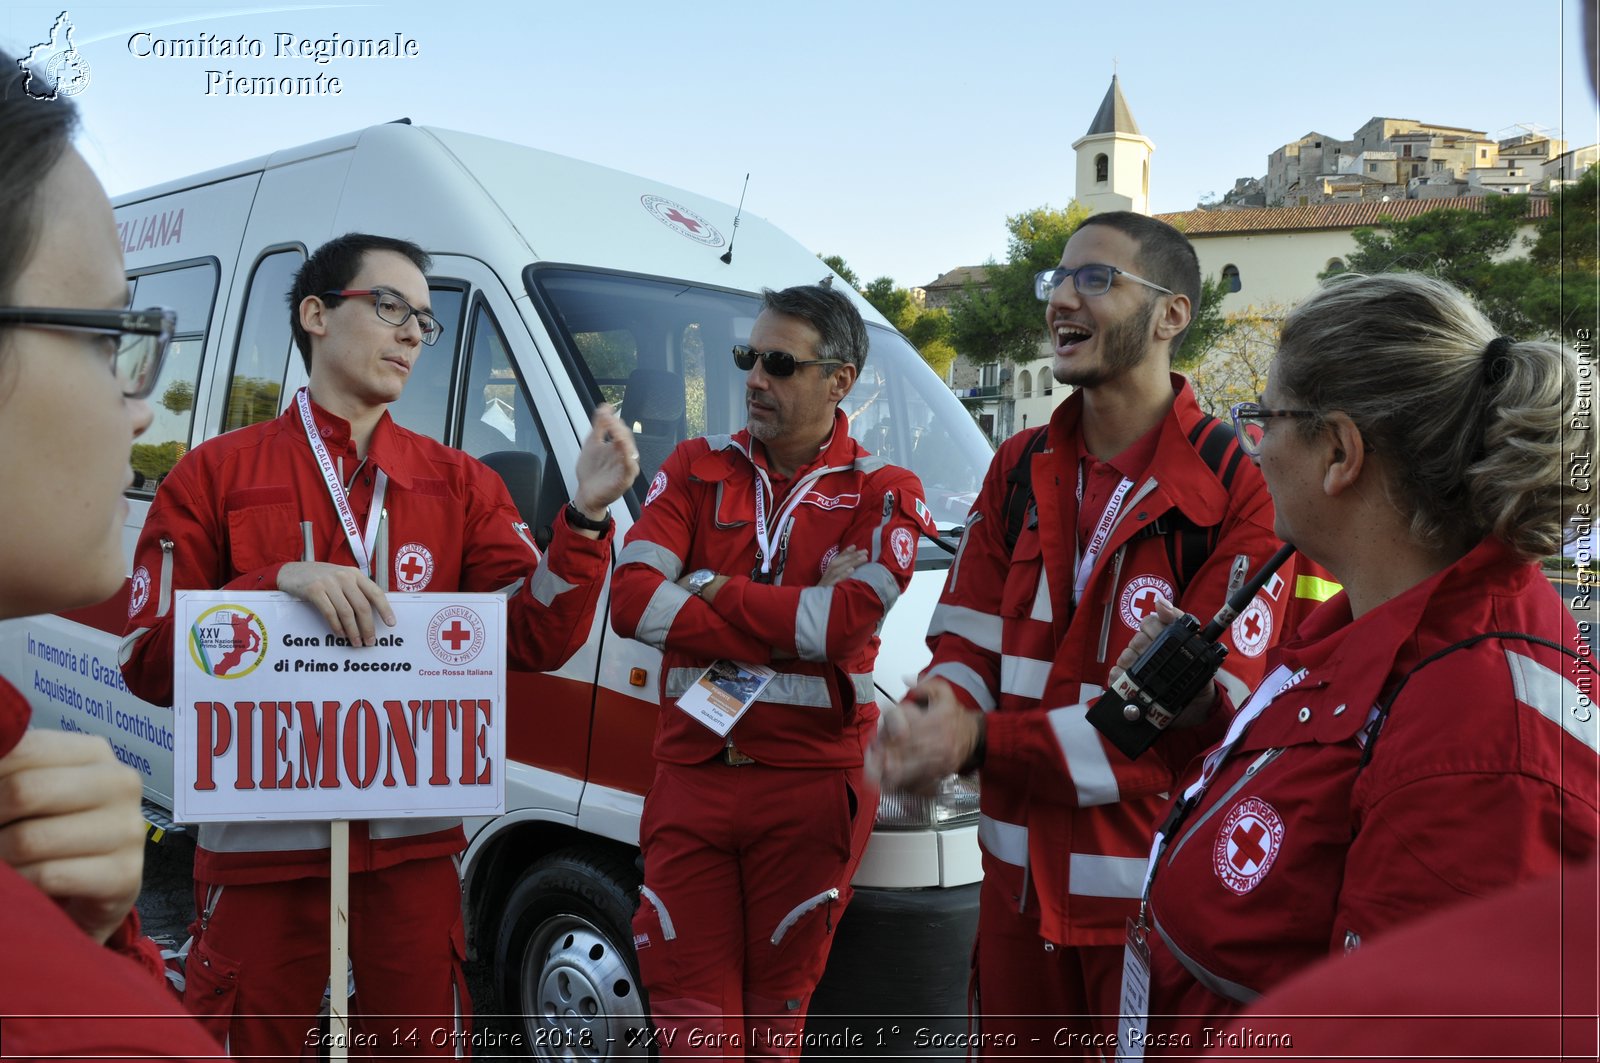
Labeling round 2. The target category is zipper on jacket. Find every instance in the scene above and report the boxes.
[1097,544,1128,663]
[1169,747,1285,859]
[156,538,175,618]
[771,887,840,945]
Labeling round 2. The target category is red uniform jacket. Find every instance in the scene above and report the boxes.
[610,411,931,767]
[119,397,611,884]
[1,677,224,1057]
[1146,537,1600,1040]
[925,377,1296,945]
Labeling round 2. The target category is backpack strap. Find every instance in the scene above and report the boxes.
[1000,415,1244,596]
[1002,427,1051,554]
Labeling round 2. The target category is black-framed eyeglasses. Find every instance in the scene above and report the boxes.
[0,306,176,398]
[732,344,846,378]
[1034,263,1175,302]
[321,288,443,346]
[1230,401,1318,457]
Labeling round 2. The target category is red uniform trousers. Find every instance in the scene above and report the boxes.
[631,760,876,1060]
[182,855,467,1060]
[974,872,1123,1060]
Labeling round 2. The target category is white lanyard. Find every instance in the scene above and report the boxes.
[1139,663,1308,893]
[1073,463,1134,605]
[752,463,836,577]
[296,388,388,577]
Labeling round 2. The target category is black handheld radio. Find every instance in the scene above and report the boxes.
[1087,543,1296,759]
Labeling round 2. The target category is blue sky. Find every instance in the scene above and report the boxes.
[4,1,1596,288]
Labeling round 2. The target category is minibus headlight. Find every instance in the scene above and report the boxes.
[873,773,980,829]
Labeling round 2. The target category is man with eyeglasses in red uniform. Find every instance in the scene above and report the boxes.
[121,231,638,1057]
[611,282,935,1059]
[872,212,1306,1056]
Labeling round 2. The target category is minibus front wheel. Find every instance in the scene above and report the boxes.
[493,846,654,1060]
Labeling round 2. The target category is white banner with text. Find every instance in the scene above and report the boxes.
[172,590,506,823]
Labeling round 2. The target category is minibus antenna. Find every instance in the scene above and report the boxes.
[720,173,750,264]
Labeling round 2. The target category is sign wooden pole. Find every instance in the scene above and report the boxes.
[329,819,351,1061]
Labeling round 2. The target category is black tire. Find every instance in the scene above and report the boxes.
[493,847,653,1061]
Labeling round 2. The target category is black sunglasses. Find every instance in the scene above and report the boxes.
[732,344,846,378]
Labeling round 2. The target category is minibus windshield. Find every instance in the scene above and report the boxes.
[530,268,992,533]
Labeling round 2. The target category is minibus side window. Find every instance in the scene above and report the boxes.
[456,301,565,548]
[224,250,301,434]
[388,285,465,443]
[128,261,217,497]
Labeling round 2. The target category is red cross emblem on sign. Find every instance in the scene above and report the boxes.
[662,208,701,232]
[442,621,473,651]
[427,605,486,665]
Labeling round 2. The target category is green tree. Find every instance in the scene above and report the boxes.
[1523,166,1598,339]
[1326,195,1534,335]
[1188,304,1287,418]
[160,379,194,416]
[1175,274,1239,371]
[819,256,958,378]
[819,254,859,289]
[948,202,1090,363]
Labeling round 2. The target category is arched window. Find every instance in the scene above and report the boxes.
[1095,153,1108,183]
[1221,264,1242,293]
[1018,369,1032,399]
[1325,257,1346,274]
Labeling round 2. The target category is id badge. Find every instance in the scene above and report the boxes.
[1115,918,1152,1063]
[674,659,775,737]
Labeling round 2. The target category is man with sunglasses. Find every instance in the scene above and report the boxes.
[121,232,638,1057]
[610,283,935,1058]
[872,212,1295,1056]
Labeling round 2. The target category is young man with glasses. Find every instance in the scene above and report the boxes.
[872,212,1299,1056]
[120,232,639,1057]
[610,283,935,1058]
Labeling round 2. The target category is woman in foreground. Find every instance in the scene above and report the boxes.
[1122,271,1597,1052]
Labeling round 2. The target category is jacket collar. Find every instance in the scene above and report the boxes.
[1046,373,1231,527]
[725,408,866,477]
[1276,537,1534,720]
[283,395,416,490]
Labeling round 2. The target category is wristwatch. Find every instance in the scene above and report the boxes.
[564,502,612,532]
[685,568,717,597]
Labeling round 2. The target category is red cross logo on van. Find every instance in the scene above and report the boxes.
[640,194,726,248]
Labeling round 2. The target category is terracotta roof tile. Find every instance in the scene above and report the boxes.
[1154,197,1549,235]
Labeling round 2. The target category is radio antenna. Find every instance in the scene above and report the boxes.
[720,173,749,265]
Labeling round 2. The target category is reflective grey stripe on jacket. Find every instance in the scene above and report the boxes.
[527,554,576,607]
[928,604,1003,654]
[664,667,874,706]
[1152,909,1262,1004]
[634,582,693,648]
[198,817,459,853]
[616,540,685,582]
[1506,648,1599,752]
[923,661,996,712]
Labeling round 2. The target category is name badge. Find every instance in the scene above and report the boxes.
[674,659,775,737]
[1115,918,1152,1063]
